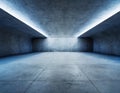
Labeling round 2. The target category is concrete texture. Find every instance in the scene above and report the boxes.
[79,11,120,56]
[32,38,93,52]
[0,52,120,93]
[89,12,120,56]
[0,29,32,57]
[1,0,119,37]
[0,9,45,38]
[93,30,120,56]
[0,9,45,57]
[80,12,120,37]
[0,9,33,57]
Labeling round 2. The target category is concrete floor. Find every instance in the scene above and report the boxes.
[0,52,120,93]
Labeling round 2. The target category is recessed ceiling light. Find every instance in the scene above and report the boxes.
[0,2,48,37]
[75,3,120,37]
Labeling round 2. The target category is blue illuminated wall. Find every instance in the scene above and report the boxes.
[32,38,93,52]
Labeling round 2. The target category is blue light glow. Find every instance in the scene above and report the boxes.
[41,38,80,51]
[74,2,120,37]
[0,2,48,37]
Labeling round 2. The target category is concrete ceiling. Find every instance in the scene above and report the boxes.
[0,0,120,37]
[80,12,120,37]
[0,9,45,38]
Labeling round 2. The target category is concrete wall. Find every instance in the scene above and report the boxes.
[93,28,120,56]
[0,29,32,57]
[0,9,46,57]
[91,12,120,56]
[32,38,93,52]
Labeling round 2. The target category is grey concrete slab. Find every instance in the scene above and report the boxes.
[79,64,113,80]
[0,67,43,81]
[37,65,88,81]
[0,81,32,93]
[79,64,120,80]
[0,54,45,81]
[0,52,120,93]
[92,80,120,93]
[26,81,99,93]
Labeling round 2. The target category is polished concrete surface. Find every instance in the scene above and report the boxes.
[0,52,120,93]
